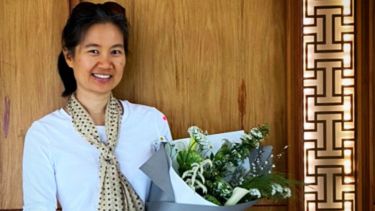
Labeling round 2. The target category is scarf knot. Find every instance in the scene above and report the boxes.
[66,94,145,211]
[102,153,116,165]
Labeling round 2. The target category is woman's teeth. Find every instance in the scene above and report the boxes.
[92,73,111,79]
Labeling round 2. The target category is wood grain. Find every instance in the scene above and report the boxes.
[286,0,304,210]
[242,0,287,171]
[0,0,68,208]
[357,0,366,210]
[115,0,288,165]
[357,0,375,210]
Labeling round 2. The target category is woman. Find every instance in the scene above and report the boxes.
[22,2,171,211]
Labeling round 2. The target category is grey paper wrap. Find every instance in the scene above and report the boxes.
[140,144,262,211]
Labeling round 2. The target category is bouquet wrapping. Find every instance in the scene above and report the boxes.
[140,127,281,211]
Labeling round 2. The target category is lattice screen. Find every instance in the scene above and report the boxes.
[303,0,356,210]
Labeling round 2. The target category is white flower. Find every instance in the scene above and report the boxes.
[224,187,249,206]
[225,187,261,206]
[243,133,253,140]
[250,128,263,139]
[181,159,212,194]
[248,188,261,198]
[271,183,283,195]
[283,187,292,198]
[271,187,276,195]
[188,126,207,142]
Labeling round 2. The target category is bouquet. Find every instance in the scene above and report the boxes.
[141,125,292,211]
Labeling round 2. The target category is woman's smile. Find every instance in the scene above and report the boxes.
[92,73,112,79]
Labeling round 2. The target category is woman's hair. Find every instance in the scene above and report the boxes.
[58,2,129,97]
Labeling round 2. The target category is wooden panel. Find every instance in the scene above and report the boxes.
[115,0,287,159]
[117,0,245,135]
[286,0,304,210]
[358,0,375,210]
[357,0,367,210]
[242,0,287,171]
[0,0,69,209]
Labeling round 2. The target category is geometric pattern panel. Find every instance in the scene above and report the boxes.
[303,0,356,210]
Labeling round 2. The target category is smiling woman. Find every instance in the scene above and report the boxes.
[22,2,172,211]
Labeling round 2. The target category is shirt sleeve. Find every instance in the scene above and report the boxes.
[23,123,57,211]
[152,108,173,142]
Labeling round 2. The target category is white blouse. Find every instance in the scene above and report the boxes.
[23,100,172,211]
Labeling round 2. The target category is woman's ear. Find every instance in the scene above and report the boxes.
[63,48,74,68]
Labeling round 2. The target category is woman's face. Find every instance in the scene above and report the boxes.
[65,23,126,97]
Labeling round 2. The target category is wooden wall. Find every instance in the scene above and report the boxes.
[0,0,68,209]
[0,0,288,210]
[358,0,375,210]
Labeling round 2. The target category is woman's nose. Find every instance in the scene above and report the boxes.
[97,54,113,69]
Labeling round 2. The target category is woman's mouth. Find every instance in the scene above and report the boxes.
[92,73,112,79]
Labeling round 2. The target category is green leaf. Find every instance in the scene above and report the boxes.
[204,194,222,205]
[176,150,203,174]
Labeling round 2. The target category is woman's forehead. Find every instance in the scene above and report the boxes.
[80,23,124,47]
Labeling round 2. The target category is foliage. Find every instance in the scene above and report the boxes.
[167,125,293,206]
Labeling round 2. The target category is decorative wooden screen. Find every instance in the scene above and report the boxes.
[303,0,356,210]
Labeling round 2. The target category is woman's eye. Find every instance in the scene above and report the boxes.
[88,49,99,54]
[111,49,123,55]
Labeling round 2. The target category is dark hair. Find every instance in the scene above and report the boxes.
[58,2,129,97]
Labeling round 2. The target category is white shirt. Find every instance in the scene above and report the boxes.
[23,100,172,211]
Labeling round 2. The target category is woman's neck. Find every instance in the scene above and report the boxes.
[74,91,110,125]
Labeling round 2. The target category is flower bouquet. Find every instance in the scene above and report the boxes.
[140,125,292,211]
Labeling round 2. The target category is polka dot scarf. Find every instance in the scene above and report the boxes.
[66,94,145,211]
